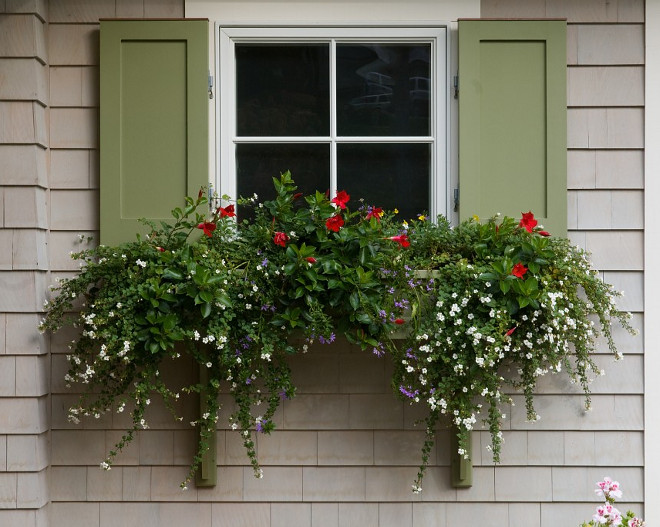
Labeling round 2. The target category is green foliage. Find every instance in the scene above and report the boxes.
[390,213,636,492]
[41,172,407,486]
[41,174,635,493]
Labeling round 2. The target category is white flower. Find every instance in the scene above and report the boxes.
[135,259,147,268]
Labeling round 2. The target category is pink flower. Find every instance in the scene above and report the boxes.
[388,234,410,248]
[596,477,623,500]
[331,190,350,209]
[519,211,538,233]
[197,221,216,237]
[593,503,622,526]
[273,231,289,247]
[326,215,344,232]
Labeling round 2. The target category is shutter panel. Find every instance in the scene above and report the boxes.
[458,20,567,236]
[100,20,209,245]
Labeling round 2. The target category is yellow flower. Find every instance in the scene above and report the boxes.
[472,214,480,222]
[418,214,426,221]
[402,220,409,228]
[394,208,399,214]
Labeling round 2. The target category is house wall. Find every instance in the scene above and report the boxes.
[0,0,646,525]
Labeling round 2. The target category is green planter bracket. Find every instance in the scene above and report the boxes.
[196,364,217,487]
[450,428,473,488]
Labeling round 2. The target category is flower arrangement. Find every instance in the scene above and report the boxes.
[41,173,635,491]
[390,212,635,491]
[41,172,407,486]
[580,477,644,526]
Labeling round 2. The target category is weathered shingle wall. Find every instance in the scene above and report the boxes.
[0,0,647,525]
[0,1,51,525]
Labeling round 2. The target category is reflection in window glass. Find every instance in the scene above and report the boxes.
[236,143,330,217]
[236,44,330,137]
[337,143,430,220]
[337,44,431,137]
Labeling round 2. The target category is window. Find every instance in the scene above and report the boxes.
[217,26,449,219]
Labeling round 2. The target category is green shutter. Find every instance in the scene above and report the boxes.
[458,20,567,236]
[100,20,209,245]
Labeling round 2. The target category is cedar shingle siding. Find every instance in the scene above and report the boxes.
[0,0,646,524]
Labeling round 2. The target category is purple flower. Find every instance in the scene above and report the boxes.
[372,343,385,357]
[399,386,420,399]
[256,419,268,433]
[261,258,269,267]
[318,333,336,345]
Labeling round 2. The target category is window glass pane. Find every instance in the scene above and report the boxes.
[236,44,330,137]
[337,44,431,137]
[236,143,330,210]
[337,143,430,219]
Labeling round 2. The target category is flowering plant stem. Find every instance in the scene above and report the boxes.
[579,477,644,526]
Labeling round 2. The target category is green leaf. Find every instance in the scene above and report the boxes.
[349,292,360,311]
[200,302,212,318]
[162,268,184,280]
[356,313,372,324]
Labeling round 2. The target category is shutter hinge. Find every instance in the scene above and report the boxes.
[208,72,214,99]
[453,188,460,212]
[453,75,459,99]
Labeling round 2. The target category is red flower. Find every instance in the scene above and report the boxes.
[519,211,538,233]
[326,215,344,232]
[388,234,410,248]
[331,190,350,210]
[394,318,405,325]
[506,326,517,336]
[197,221,216,237]
[156,246,165,252]
[273,231,289,247]
[366,206,384,222]
[511,263,528,278]
[292,193,303,201]
[218,204,235,218]
[305,257,317,264]
[538,230,551,237]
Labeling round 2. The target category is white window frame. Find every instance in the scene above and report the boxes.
[216,24,451,218]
